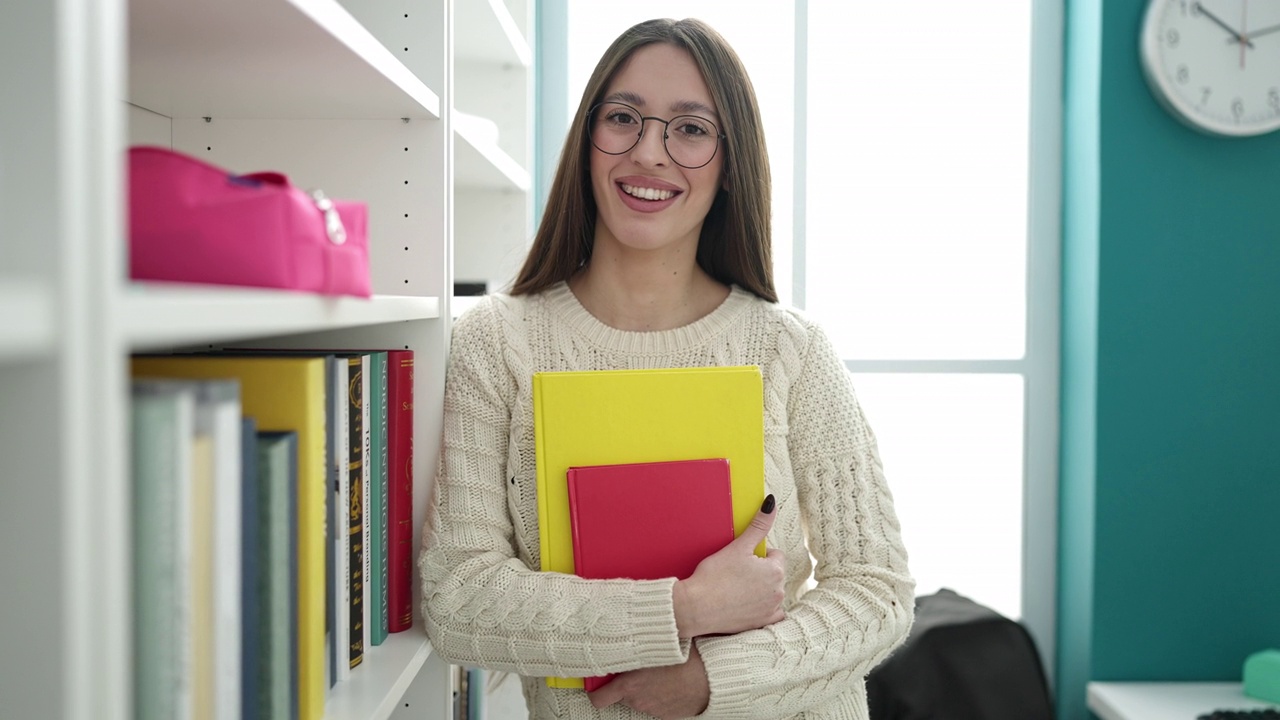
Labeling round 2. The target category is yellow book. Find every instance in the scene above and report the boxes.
[532,366,765,689]
[133,356,327,720]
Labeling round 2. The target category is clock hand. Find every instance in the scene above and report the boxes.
[1233,21,1280,40]
[1194,2,1255,47]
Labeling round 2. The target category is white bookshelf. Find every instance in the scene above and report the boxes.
[124,284,440,351]
[0,279,55,360]
[453,0,534,295]
[0,0,533,718]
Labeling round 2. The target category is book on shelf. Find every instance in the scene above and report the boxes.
[238,416,260,720]
[345,354,365,672]
[359,353,374,655]
[132,356,328,720]
[386,349,415,634]
[532,365,765,689]
[256,430,300,720]
[163,378,243,720]
[191,430,215,720]
[369,351,389,647]
[130,380,196,720]
[330,355,352,684]
[220,347,410,637]
[568,458,735,691]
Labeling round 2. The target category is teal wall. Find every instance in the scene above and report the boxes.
[1059,1,1280,718]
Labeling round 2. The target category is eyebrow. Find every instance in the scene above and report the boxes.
[602,91,719,119]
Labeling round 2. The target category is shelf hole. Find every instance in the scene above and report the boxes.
[404,213,409,218]
[404,147,409,151]
[404,279,409,284]
[206,146,211,151]
[404,246,409,251]
[404,180,409,185]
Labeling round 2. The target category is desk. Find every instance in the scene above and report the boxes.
[1088,682,1280,720]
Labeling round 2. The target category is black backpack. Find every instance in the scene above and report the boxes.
[866,588,1055,720]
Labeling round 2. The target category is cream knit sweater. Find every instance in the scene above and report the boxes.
[419,282,914,719]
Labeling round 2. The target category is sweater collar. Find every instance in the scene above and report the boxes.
[544,281,755,355]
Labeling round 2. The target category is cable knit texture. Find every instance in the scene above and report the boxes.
[419,282,914,719]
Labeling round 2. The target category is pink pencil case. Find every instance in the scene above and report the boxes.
[128,146,371,297]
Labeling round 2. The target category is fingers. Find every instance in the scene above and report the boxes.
[732,493,776,550]
[588,679,624,709]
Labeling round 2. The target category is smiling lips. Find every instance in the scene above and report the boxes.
[620,182,678,201]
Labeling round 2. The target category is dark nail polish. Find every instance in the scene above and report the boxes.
[761,494,775,514]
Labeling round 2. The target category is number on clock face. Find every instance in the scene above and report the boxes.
[1142,0,1280,136]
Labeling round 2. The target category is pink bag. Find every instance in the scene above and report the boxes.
[128,146,371,297]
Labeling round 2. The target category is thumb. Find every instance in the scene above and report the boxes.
[733,494,776,550]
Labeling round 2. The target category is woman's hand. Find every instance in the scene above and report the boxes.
[588,643,710,719]
[673,495,786,638]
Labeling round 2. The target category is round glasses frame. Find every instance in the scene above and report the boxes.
[587,101,726,169]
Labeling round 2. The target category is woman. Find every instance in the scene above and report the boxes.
[420,18,914,719]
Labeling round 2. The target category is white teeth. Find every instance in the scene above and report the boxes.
[621,183,675,201]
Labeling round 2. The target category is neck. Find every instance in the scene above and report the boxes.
[569,241,729,332]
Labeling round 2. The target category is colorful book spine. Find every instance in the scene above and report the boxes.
[387,350,415,633]
[346,356,365,670]
[369,352,389,646]
[359,354,372,655]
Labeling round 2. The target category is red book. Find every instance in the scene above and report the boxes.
[566,458,735,691]
[386,350,414,633]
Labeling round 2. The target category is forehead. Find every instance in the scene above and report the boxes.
[604,43,718,117]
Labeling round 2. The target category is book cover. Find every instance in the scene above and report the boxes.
[532,365,765,689]
[255,430,298,720]
[567,459,734,582]
[568,458,735,692]
[387,349,414,633]
[132,356,328,720]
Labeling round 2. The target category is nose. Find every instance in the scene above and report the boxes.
[629,117,669,167]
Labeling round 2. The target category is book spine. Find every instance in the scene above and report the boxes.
[360,356,372,654]
[347,356,364,670]
[386,350,414,633]
[238,417,259,720]
[333,360,351,683]
[371,353,388,646]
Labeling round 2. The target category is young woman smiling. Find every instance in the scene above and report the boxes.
[420,18,914,720]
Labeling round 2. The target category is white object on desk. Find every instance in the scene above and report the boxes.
[1088,682,1280,720]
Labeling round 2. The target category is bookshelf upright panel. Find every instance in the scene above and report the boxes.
[0,0,535,715]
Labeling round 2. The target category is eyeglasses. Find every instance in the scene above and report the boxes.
[587,101,725,169]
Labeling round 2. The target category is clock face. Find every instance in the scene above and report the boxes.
[1141,0,1280,136]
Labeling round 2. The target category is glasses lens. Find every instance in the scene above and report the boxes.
[587,103,722,168]
[590,103,643,155]
[665,115,719,168]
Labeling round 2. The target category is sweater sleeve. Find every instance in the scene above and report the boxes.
[418,301,689,678]
[695,322,915,718]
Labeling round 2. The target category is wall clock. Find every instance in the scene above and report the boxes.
[1140,0,1280,136]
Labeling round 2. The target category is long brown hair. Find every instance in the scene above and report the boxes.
[509,18,776,302]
